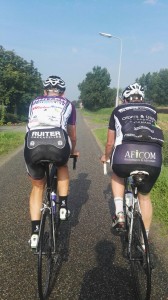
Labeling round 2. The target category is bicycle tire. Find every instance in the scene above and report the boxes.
[123,177,132,245]
[120,194,129,258]
[38,209,53,300]
[130,212,151,300]
[50,164,57,193]
[50,165,60,233]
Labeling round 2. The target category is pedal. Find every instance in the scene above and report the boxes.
[116,227,127,233]
[112,227,127,236]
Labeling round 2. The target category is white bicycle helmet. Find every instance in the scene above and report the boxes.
[122,82,144,101]
[43,75,66,94]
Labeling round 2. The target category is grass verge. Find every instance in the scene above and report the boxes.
[151,166,168,234]
[0,131,25,155]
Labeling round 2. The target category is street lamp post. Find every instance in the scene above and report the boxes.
[99,32,123,107]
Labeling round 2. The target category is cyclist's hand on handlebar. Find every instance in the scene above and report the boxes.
[100,154,108,163]
[71,150,80,157]
[70,150,79,169]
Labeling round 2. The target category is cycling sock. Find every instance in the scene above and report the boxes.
[59,196,68,208]
[31,220,40,235]
[146,229,149,238]
[114,197,123,215]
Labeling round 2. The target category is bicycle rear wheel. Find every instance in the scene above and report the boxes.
[130,212,151,300]
[50,164,60,233]
[38,209,53,300]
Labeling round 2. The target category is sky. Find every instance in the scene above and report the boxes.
[0,0,168,100]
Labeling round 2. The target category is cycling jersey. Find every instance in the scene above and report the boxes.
[27,95,76,131]
[109,102,164,146]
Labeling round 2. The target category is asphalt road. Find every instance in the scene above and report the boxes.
[1,111,168,300]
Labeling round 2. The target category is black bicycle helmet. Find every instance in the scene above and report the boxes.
[122,82,144,101]
[43,75,66,94]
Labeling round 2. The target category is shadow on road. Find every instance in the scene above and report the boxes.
[47,172,91,295]
[103,180,115,217]
[78,239,135,300]
[69,172,91,227]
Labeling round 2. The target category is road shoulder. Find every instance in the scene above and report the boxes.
[0,145,24,168]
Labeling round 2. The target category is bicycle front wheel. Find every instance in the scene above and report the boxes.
[38,209,53,300]
[130,212,151,300]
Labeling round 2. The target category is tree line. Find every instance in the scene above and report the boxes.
[136,69,168,106]
[0,45,168,124]
[78,67,168,110]
[0,46,43,124]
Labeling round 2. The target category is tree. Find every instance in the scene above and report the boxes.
[0,46,43,120]
[78,66,116,110]
[136,69,168,105]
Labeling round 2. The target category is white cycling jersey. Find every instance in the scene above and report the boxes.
[27,95,76,132]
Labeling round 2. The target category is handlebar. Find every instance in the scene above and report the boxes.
[104,162,107,175]
[70,154,78,170]
[103,159,110,175]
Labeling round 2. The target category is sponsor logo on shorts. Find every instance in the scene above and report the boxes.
[124,150,156,162]
[31,131,61,138]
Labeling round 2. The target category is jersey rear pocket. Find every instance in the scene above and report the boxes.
[122,123,164,146]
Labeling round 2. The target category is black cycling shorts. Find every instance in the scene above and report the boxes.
[24,128,71,179]
[111,142,162,194]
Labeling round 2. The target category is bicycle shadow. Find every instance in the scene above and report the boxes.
[56,172,91,259]
[78,239,135,300]
[69,172,91,226]
[48,172,91,296]
[103,179,115,217]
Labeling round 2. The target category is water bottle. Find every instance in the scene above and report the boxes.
[51,191,56,214]
[127,177,132,192]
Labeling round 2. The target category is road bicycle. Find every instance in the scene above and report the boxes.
[34,154,77,300]
[104,163,152,300]
[122,170,152,300]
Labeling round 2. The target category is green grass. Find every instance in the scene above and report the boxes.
[94,127,108,147]
[81,107,168,231]
[82,107,113,116]
[151,166,168,232]
[82,107,113,125]
[0,131,25,155]
[158,113,168,122]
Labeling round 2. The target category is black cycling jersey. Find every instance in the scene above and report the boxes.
[109,102,164,146]
[109,102,163,193]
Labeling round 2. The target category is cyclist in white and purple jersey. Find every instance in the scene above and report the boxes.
[24,75,79,249]
[27,91,76,132]
[101,83,163,238]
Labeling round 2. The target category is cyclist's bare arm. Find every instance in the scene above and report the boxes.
[67,124,79,156]
[101,129,116,162]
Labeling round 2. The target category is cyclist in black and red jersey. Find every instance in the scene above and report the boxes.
[24,75,79,249]
[101,83,164,238]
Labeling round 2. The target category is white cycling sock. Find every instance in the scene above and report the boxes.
[114,197,123,214]
[146,229,149,239]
